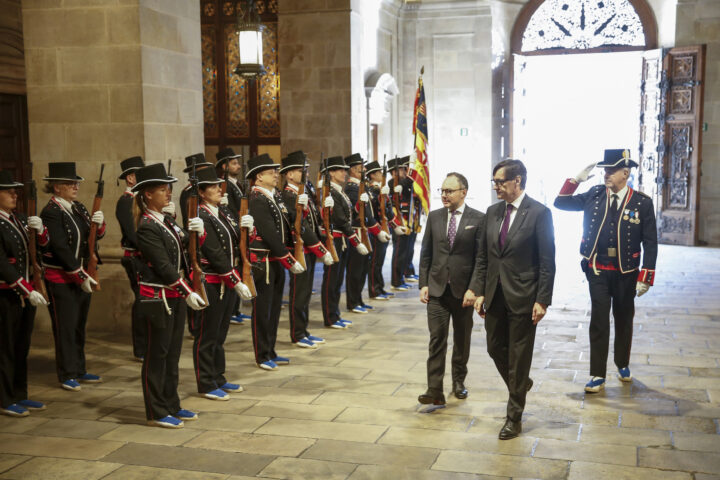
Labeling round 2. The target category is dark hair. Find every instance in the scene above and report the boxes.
[493,159,527,189]
[42,181,58,195]
[446,172,468,190]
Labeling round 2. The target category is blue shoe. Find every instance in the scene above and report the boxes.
[311,289,317,295]
[203,389,230,401]
[339,318,353,325]
[61,379,81,391]
[134,356,144,362]
[391,284,409,291]
[272,356,290,365]
[78,373,102,383]
[307,335,325,344]
[258,360,278,371]
[405,275,419,283]
[18,399,46,411]
[360,303,374,310]
[1,404,29,417]
[350,306,367,314]
[383,291,395,297]
[220,382,243,392]
[329,321,348,329]
[584,377,606,393]
[148,415,183,429]
[295,337,317,349]
[370,294,390,301]
[617,367,633,382]
[229,315,245,325]
[175,408,198,420]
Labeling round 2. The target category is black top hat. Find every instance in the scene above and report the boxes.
[365,161,382,175]
[118,156,145,179]
[0,171,23,190]
[597,149,638,169]
[344,153,363,167]
[399,155,411,167]
[246,153,280,179]
[184,153,213,173]
[215,147,242,166]
[387,157,400,171]
[43,162,84,182]
[131,163,177,192]
[197,167,224,185]
[280,151,309,173]
[320,156,348,173]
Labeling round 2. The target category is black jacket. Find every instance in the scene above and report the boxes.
[248,186,293,259]
[344,179,378,230]
[198,204,241,277]
[327,183,355,237]
[225,179,244,220]
[0,211,47,296]
[116,191,137,251]
[282,184,321,246]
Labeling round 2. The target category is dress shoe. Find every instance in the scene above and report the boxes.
[527,378,533,392]
[452,382,468,399]
[417,391,446,405]
[498,417,522,440]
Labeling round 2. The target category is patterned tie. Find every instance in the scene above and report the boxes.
[499,203,513,249]
[448,210,459,248]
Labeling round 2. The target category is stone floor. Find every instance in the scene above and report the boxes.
[1,244,719,480]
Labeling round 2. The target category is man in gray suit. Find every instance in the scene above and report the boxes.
[418,172,485,406]
[475,159,555,439]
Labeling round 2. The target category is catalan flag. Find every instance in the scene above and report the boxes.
[410,76,430,215]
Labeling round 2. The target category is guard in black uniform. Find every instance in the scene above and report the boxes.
[388,157,413,290]
[280,151,333,349]
[180,153,214,229]
[247,154,305,370]
[133,163,207,428]
[320,156,369,329]
[0,171,49,417]
[554,149,658,393]
[41,162,106,392]
[401,155,421,282]
[116,155,145,361]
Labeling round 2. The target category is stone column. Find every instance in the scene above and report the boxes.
[22,0,204,333]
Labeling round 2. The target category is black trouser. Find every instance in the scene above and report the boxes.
[121,255,145,358]
[47,282,91,382]
[484,284,536,422]
[289,252,316,343]
[368,233,389,297]
[190,282,235,393]
[586,269,636,378]
[322,237,349,325]
[404,231,417,276]
[391,232,409,286]
[252,260,284,363]
[426,285,473,396]
[345,237,369,310]
[141,295,185,421]
[0,291,35,408]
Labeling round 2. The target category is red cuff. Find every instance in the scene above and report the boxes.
[307,241,328,259]
[97,222,107,237]
[10,277,34,298]
[278,254,298,270]
[248,227,257,243]
[347,233,360,247]
[368,224,381,235]
[389,217,401,229]
[37,226,50,246]
[221,269,242,288]
[558,179,579,196]
[170,278,193,297]
[198,231,207,247]
[68,267,89,285]
[637,268,655,286]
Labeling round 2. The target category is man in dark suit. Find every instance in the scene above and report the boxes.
[475,159,555,440]
[418,172,485,406]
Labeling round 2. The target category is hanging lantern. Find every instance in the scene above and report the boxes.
[234,0,266,79]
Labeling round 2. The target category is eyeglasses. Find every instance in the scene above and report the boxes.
[491,178,513,187]
[437,188,465,196]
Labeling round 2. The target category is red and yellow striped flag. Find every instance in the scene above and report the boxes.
[410,76,430,214]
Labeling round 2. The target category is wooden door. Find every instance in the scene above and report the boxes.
[0,93,29,183]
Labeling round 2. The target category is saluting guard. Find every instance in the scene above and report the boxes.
[554,149,658,393]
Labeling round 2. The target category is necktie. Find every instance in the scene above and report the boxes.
[610,194,619,217]
[499,203,513,249]
[448,210,459,248]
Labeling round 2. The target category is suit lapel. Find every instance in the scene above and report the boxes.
[439,208,449,251]
[501,195,530,254]
[489,203,504,255]
[450,209,470,251]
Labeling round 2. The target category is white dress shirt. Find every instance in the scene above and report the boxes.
[446,202,465,236]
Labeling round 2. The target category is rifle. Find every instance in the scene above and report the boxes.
[187,162,209,305]
[293,163,307,269]
[379,155,390,235]
[391,157,407,229]
[221,163,228,197]
[86,164,104,290]
[167,159,173,193]
[238,158,257,298]
[25,164,48,302]
[321,156,339,263]
[358,162,372,252]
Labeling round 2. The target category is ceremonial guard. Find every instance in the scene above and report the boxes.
[0,171,49,417]
[41,162,106,391]
[388,156,413,291]
[116,156,145,361]
[247,154,305,370]
[280,151,333,349]
[191,168,254,400]
[554,149,657,393]
[133,163,206,428]
[180,153,213,229]
[320,156,368,329]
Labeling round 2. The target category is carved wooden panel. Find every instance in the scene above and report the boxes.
[668,124,691,209]
[638,49,664,209]
[202,26,218,138]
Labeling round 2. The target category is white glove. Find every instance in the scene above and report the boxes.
[234,282,253,300]
[188,217,204,236]
[297,193,309,206]
[380,186,390,195]
[317,178,323,189]
[394,225,408,236]
[220,193,229,206]
[324,196,334,209]
[359,193,369,203]
[185,292,206,310]
[27,216,43,232]
[27,290,48,307]
[378,231,392,243]
[290,262,306,274]
[636,281,650,297]
[321,252,334,265]
[356,244,369,256]
[81,275,97,293]
[162,201,176,216]
[240,214,254,229]
[574,162,598,183]
[394,185,403,194]
[91,211,104,226]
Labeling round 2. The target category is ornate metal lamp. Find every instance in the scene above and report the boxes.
[233,0,266,79]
